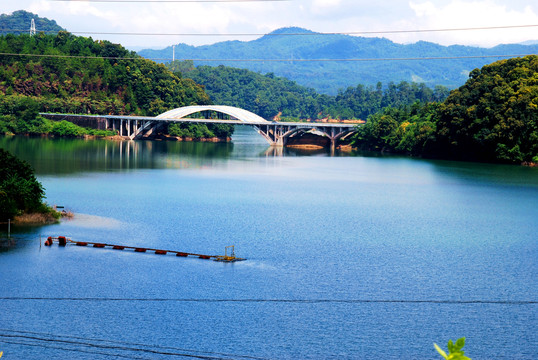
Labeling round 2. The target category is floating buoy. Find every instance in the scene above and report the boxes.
[176,252,188,257]
[113,245,125,250]
[199,255,211,260]
[155,250,167,255]
[58,236,67,246]
[76,242,88,246]
[44,237,53,246]
[134,248,147,253]
[93,243,105,248]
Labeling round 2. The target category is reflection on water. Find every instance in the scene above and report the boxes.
[0,128,369,175]
[0,135,236,174]
[0,236,16,252]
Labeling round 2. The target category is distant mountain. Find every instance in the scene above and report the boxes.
[0,10,65,35]
[138,27,538,95]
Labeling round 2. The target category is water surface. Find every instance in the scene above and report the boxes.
[1,127,537,359]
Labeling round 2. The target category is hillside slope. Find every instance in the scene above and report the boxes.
[0,32,236,139]
[0,32,210,115]
[352,55,538,164]
[172,61,450,121]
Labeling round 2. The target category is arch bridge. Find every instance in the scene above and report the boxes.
[43,105,358,148]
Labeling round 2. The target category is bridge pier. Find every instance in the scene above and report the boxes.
[255,123,356,149]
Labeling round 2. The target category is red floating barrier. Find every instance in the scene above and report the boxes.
[58,236,67,246]
[43,236,237,262]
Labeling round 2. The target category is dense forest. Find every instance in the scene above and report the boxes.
[173,61,450,121]
[352,55,538,164]
[0,32,233,139]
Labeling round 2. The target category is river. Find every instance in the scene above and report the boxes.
[0,126,537,359]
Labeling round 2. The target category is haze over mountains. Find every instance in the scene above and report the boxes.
[139,27,538,94]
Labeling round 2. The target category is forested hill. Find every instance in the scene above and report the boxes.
[0,10,64,35]
[172,61,450,121]
[0,32,210,116]
[352,55,538,164]
[140,27,538,95]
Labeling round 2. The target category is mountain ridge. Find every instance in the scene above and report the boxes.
[138,27,538,94]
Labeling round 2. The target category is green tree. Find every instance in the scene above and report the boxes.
[0,148,45,220]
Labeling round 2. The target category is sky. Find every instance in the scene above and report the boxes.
[3,0,538,50]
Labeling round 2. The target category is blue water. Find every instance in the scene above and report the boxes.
[1,127,537,359]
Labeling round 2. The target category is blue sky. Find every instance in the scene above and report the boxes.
[3,0,538,49]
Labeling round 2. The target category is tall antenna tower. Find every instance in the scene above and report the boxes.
[30,19,36,36]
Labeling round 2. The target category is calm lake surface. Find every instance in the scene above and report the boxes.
[1,126,537,359]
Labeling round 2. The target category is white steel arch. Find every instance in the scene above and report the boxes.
[157,105,269,124]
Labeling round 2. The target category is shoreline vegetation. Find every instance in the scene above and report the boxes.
[9,208,73,225]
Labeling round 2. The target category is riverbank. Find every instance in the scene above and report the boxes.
[8,208,73,225]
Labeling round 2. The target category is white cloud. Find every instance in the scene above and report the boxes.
[407,1,538,46]
[4,0,538,48]
[312,0,342,13]
[27,0,50,14]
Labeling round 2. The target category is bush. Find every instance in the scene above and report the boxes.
[434,338,471,360]
[168,122,215,139]
[51,120,86,137]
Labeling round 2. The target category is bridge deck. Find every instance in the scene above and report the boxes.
[41,113,356,128]
[41,112,358,147]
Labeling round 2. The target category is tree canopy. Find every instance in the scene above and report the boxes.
[0,32,210,115]
[435,56,538,163]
